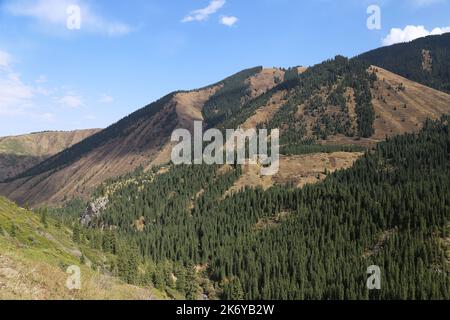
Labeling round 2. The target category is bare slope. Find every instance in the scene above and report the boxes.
[370,66,450,140]
[315,66,450,147]
[0,68,282,206]
[224,67,450,193]
[224,152,363,196]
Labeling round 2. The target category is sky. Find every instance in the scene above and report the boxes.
[0,0,449,136]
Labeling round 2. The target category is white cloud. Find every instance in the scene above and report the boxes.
[0,49,86,133]
[0,50,57,117]
[382,25,450,46]
[5,0,132,36]
[182,0,226,22]
[220,16,238,27]
[58,93,84,108]
[0,50,12,68]
[0,71,35,115]
[99,94,113,104]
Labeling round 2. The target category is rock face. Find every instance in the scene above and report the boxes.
[81,196,109,226]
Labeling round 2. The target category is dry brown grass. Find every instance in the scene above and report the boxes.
[241,90,287,130]
[274,152,362,187]
[0,252,159,300]
[224,152,362,196]
[371,66,450,140]
[174,85,221,131]
[247,68,285,99]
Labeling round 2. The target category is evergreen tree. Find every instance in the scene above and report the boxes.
[10,223,17,237]
[153,267,165,291]
[175,267,187,295]
[230,278,245,300]
[72,223,81,243]
[185,264,200,300]
[40,208,48,229]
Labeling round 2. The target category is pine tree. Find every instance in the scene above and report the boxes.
[117,246,129,282]
[185,264,199,300]
[10,223,17,237]
[176,267,187,294]
[127,242,140,284]
[153,267,165,291]
[163,261,175,289]
[40,209,48,229]
[72,223,81,243]
[142,262,155,287]
[230,278,245,300]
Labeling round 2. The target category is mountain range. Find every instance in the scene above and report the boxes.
[0,34,449,300]
[1,35,450,207]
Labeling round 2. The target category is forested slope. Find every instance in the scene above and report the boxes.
[358,33,450,93]
[69,116,450,300]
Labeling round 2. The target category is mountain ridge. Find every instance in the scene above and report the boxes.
[358,33,450,93]
[1,35,450,207]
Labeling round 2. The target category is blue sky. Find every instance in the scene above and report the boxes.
[0,0,449,136]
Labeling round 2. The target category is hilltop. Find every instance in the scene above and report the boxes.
[0,129,100,181]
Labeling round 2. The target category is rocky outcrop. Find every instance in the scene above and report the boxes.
[81,196,109,226]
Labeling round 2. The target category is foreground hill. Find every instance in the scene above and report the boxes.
[0,129,99,181]
[0,196,169,300]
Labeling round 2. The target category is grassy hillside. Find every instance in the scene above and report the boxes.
[202,66,263,127]
[0,196,168,300]
[0,130,100,157]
